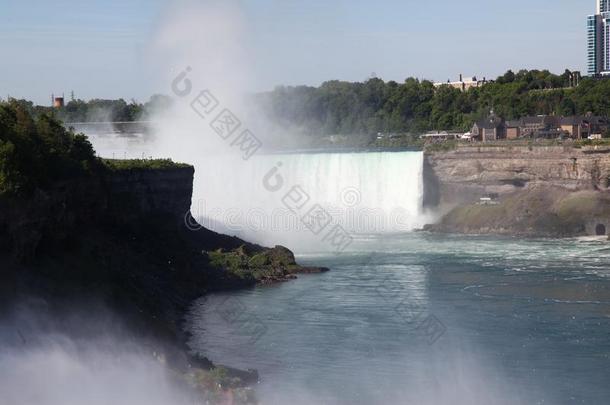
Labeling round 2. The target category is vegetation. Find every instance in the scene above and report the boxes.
[0,100,190,195]
[188,367,257,404]
[0,99,98,195]
[102,158,191,171]
[257,69,610,136]
[206,245,302,283]
[10,68,610,142]
[5,94,172,123]
[429,187,610,237]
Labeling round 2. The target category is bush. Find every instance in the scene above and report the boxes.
[0,100,98,195]
[101,159,191,171]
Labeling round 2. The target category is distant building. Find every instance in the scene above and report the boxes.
[560,116,590,139]
[471,114,609,141]
[583,114,610,136]
[53,97,64,108]
[558,114,609,138]
[587,1,610,75]
[434,74,489,91]
[517,116,561,138]
[471,111,505,142]
[505,120,521,139]
[51,93,65,108]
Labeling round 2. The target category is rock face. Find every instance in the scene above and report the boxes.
[424,145,610,237]
[104,166,195,225]
[0,167,205,264]
[425,145,610,207]
[0,163,325,399]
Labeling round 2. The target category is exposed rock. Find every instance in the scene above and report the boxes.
[424,145,610,237]
[425,145,610,207]
[425,186,610,237]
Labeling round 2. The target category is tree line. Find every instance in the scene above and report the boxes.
[9,95,173,124]
[255,69,610,136]
[0,100,98,195]
[7,69,610,137]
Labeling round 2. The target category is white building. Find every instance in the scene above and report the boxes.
[433,74,488,91]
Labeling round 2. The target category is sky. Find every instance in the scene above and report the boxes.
[0,0,591,105]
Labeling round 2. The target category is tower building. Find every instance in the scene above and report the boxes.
[588,0,610,75]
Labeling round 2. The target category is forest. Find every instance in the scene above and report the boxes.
[255,69,610,136]
[0,99,98,195]
[7,69,610,138]
[14,95,173,124]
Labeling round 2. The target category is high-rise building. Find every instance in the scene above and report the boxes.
[588,1,610,75]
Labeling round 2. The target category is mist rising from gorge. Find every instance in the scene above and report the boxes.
[0,299,199,405]
[139,0,434,250]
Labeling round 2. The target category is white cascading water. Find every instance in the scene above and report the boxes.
[87,133,428,252]
[190,150,427,251]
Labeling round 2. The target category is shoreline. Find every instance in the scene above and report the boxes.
[423,144,610,239]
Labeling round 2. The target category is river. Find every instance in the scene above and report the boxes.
[88,133,610,404]
[187,233,610,404]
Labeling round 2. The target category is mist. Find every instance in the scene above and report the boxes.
[256,347,534,405]
[0,299,199,405]
[135,0,438,251]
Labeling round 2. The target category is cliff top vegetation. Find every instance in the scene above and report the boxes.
[0,100,189,196]
[256,69,610,135]
[102,159,192,171]
[0,99,97,195]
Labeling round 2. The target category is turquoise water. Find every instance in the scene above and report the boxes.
[187,234,610,404]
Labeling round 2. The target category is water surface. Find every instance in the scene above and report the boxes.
[187,233,610,404]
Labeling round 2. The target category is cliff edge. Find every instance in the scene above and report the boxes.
[0,161,326,403]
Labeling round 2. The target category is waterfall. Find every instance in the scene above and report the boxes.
[85,131,427,251]
[191,151,427,251]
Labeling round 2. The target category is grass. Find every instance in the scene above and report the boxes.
[573,138,610,148]
[101,158,192,171]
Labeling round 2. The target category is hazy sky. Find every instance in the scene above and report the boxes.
[0,0,590,105]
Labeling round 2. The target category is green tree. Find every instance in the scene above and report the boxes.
[0,100,97,195]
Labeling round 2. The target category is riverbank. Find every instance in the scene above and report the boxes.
[185,232,610,405]
[424,144,610,238]
[424,185,610,237]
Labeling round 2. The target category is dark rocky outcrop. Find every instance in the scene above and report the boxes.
[206,244,329,284]
[0,163,325,402]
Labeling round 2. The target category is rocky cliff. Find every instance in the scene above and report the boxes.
[425,145,610,206]
[424,145,610,237]
[0,162,325,402]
